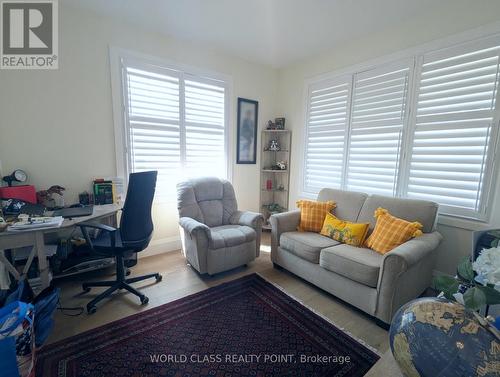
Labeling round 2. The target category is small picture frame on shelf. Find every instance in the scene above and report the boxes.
[275,118,285,130]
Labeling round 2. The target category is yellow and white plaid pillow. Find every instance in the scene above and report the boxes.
[296,200,335,233]
[365,207,423,254]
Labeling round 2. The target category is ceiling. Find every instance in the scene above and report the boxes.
[65,0,495,68]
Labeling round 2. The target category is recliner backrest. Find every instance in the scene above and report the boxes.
[177,177,238,227]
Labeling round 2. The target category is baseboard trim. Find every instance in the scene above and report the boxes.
[139,236,181,258]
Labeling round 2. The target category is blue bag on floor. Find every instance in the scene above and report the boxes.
[32,286,60,347]
[0,301,35,377]
[5,279,59,347]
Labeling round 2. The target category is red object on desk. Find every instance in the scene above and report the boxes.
[0,185,37,203]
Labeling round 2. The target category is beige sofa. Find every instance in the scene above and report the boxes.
[270,188,443,324]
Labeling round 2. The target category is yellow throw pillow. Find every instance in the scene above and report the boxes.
[365,207,423,254]
[296,200,335,233]
[320,213,370,247]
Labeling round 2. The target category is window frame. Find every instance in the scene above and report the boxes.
[300,30,500,222]
[110,47,233,202]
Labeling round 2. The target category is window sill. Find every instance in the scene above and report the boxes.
[437,214,491,232]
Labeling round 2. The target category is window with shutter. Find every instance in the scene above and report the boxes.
[303,78,351,194]
[405,38,500,218]
[122,59,228,200]
[301,33,500,220]
[184,76,227,179]
[346,61,413,196]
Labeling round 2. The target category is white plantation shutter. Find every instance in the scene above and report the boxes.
[184,76,226,179]
[302,34,500,220]
[405,38,500,217]
[346,61,412,196]
[122,59,228,199]
[303,78,351,193]
[124,65,181,197]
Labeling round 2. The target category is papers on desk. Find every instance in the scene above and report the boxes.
[8,216,64,231]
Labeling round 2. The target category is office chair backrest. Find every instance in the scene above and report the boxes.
[120,171,157,249]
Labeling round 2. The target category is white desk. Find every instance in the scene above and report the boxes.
[0,204,120,290]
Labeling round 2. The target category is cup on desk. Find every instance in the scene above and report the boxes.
[0,217,7,232]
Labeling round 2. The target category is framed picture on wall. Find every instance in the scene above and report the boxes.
[236,97,259,164]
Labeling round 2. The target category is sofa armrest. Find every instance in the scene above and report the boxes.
[376,231,442,323]
[229,211,264,229]
[269,210,301,257]
[382,231,443,269]
[179,217,211,239]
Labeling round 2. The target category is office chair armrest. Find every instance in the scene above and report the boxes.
[78,221,117,250]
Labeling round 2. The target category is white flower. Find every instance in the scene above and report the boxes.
[473,247,500,290]
[453,292,465,305]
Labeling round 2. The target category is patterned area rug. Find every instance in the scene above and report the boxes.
[37,274,379,376]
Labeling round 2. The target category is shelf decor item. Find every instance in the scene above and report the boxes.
[237,98,259,164]
[269,139,280,151]
[275,117,285,130]
[260,128,291,230]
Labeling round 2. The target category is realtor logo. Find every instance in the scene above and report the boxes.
[1,0,58,69]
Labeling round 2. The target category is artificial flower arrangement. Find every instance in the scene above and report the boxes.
[434,247,500,311]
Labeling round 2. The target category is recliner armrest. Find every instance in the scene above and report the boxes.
[229,211,264,229]
[179,217,211,239]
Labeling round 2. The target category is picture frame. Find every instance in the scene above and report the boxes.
[275,117,285,130]
[236,97,259,164]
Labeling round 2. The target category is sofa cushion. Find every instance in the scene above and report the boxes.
[317,188,368,223]
[280,231,339,263]
[209,225,255,249]
[357,195,438,233]
[319,244,383,288]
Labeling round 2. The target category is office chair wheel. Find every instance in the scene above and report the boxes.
[126,269,131,276]
[87,305,97,314]
[82,286,91,293]
[155,274,162,282]
[140,296,149,305]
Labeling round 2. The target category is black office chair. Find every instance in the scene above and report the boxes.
[79,171,162,314]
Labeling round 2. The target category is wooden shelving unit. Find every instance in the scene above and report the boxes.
[260,129,291,230]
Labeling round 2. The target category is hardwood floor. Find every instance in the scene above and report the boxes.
[49,232,400,376]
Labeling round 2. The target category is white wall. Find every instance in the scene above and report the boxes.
[0,4,277,251]
[276,4,500,275]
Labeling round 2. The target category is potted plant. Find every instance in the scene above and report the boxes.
[434,247,500,312]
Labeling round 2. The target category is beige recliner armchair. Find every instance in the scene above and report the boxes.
[177,177,264,275]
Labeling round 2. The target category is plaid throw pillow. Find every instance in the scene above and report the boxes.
[296,200,335,233]
[365,207,423,254]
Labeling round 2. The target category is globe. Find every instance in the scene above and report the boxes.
[389,297,500,377]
